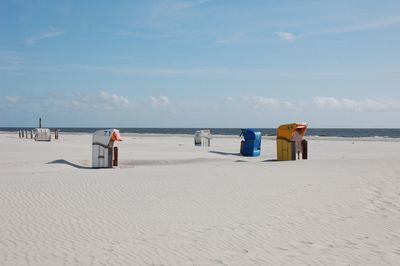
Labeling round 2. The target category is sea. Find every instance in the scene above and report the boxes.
[1,128,400,138]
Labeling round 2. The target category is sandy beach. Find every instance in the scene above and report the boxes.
[0,132,400,265]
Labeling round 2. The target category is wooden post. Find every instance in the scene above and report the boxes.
[39,118,42,128]
[19,130,21,138]
[22,130,24,138]
[30,130,33,139]
[113,147,118,167]
[25,130,28,139]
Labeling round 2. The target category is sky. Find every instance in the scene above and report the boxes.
[1,0,400,128]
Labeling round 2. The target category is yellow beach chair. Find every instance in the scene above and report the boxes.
[276,123,308,161]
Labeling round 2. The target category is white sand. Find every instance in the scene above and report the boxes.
[1,132,400,265]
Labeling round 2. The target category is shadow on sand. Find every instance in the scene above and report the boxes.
[261,159,280,163]
[47,159,92,169]
[209,151,282,163]
[209,151,242,157]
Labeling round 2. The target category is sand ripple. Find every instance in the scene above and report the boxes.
[1,134,400,265]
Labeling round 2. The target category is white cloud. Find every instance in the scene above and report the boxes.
[0,52,23,71]
[323,17,400,34]
[0,52,23,65]
[71,91,130,110]
[152,0,211,17]
[223,95,303,111]
[216,32,246,45]
[21,64,364,79]
[176,0,211,9]
[100,91,129,105]
[225,96,234,102]
[149,95,177,113]
[277,32,296,42]
[54,64,228,76]
[231,96,400,113]
[150,95,170,108]
[5,96,18,104]
[240,96,299,111]
[25,26,64,45]
[253,97,282,110]
[313,96,341,109]
[298,17,400,40]
[313,97,400,112]
[0,66,18,71]
[111,29,170,39]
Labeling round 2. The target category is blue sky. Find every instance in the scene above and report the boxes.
[1,0,400,128]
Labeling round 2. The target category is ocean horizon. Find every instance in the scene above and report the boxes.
[2,127,400,138]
